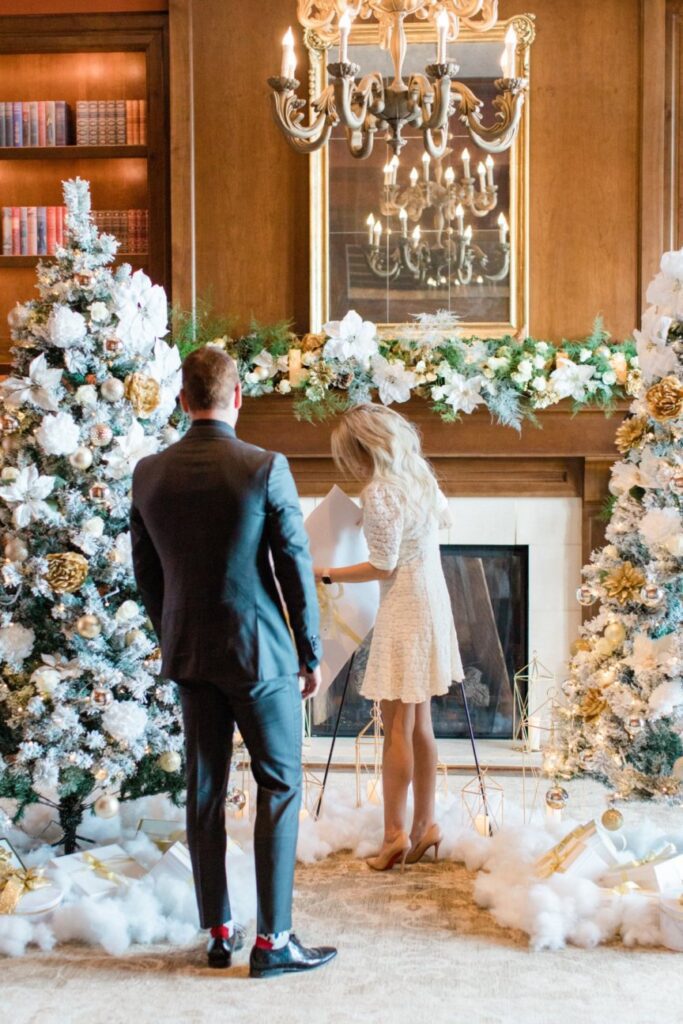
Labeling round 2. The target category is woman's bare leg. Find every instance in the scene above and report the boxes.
[379,699,415,842]
[410,699,438,843]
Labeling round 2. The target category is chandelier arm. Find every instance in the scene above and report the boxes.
[334,73,383,134]
[422,125,450,160]
[364,245,403,281]
[268,80,336,152]
[481,245,510,282]
[345,125,377,159]
[469,197,497,217]
[460,80,528,154]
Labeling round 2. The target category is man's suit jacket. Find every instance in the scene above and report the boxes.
[130,419,321,687]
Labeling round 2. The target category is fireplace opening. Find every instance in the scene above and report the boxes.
[310,545,529,740]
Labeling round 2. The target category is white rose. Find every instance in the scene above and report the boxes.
[0,623,35,664]
[533,354,546,369]
[602,370,617,385]
[89,302,110,324]
[115,600,140,623]
[31,666,61,697]
[102,700,148,744]
[82,517,105,538]
[75,385,98,407]
[531,376,547,392]
[579,348,592,363]
[516,359,533,381]
[48,306,87,349]
[276,379,292,395]
[35,412,81,456]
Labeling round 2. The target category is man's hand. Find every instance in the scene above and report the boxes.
[299,665,322,700]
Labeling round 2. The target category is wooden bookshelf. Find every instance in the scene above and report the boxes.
[0,13,169,367]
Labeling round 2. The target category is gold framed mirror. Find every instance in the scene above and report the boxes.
[308,14,535,337]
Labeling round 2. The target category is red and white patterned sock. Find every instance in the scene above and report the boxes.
[210,921,234,940]
[255,930,290,950]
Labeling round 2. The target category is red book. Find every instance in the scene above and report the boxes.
[37,101,46,147]
[11,207,20,254]
[27,206,37,255]
[56,205,64,247]
[46,206,56,254]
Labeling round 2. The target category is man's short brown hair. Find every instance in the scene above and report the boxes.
[182,346,240,411]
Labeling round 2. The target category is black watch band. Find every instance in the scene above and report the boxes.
[321,573,333,585]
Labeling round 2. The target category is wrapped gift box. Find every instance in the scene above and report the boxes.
[535,821,621,880]
[0,837,23,870]
[1,842,64,918]
[599,844,683,893]
[137,818,186,853]
[660,896,683,951]
[49,843,146,899]
[149,841,193,886]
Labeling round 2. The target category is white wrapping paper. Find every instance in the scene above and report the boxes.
[49,842,146,899]
[305,486,380,696]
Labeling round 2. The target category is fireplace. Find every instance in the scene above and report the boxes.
[311,544,528,740]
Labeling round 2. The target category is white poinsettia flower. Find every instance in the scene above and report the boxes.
[103,420,159,479]
[660,248,683,280]
[637,307,673,347]
[147,339,181,385]
[35,411,81,456]
[0,353,62,412]
[371,354,417,405]
[102,700,148,744]
[549,360,595,401]
[114,531,133,566]
[625,633,675,676]
[646,270,683,316]
[463,340,489,366]
[432,371,486,414]
[0,464,56,528]
[322,310,378,365]
[608,460,640,496]
[648,679,683,719]
[634,336,678,385]
[114,269,168,358]
[639,506,682,547]
[47,305,87,349]
[89,301,110,324]
[0,622,35,665]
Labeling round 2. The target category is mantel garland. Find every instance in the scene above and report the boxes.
[174,308,639,431]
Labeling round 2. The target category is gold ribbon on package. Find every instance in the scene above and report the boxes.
[0,862,49,915]
[605,842,677,888]
[82,852,128,886]
[316,582,363,647]
[535,821,598,879]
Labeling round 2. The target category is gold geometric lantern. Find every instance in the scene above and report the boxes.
[355,701,383,807]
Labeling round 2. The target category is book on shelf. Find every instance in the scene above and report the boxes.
[1,206,67,255]
[76,99,146,146]
[0,101,68,147]
[1,207,148,256]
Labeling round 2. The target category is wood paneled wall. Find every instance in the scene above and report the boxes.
[171,0,665,338]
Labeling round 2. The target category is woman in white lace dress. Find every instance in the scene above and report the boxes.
[315,404,464,871]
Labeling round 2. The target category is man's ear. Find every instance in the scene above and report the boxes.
[234,381,243,411]
[180,389,190,414]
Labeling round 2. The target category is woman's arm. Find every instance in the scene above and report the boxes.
[314,562,393,584]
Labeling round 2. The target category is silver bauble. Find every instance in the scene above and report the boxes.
[545,786,569,810]
[69,446,93,470]
[88,482,111,504]
[90,423,113,448]
[94,794,120,818]
[100,377,125,403]
[576,584,597,606]
[640,583,664,608]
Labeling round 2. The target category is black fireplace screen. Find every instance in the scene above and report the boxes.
[310,545,528,739]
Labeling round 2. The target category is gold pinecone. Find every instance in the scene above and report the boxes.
[124,372,161,417]
[45,552,89,594]
[301,332,325,352]
[603,561,646,605]
[645,375,683,422]
[615,416,648,454]
[580,687,608,721]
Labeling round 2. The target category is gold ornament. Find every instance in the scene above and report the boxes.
[603,561,646,605]
[301,332,325,352]
[143,647,162,672]
[601,807,624,831]
[45,552,89,594]
[158,750,182,773]
[124,373,161,417]
[93,794,120,819]
[124,628,143,646]
[645,375,683,422]
[580,688,608,721]
[615,416,648,454]
[570,638,592,655]
[76,614,101,639]
[603,621,626,646]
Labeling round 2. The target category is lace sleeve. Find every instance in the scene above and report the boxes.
[436,488,452,530]
[362,483,404,571]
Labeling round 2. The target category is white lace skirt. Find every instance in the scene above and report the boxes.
[360,550,464,704]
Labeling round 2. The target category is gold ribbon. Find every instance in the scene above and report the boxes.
[605,843,678,887]
[82,852,127,885]
[316,582,363,646]
[0,865,49,915]
[535,822,597,879]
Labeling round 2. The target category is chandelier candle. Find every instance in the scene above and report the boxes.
[422,152,431,182]
[461,147,471,179]
[436,9,449,64]
[501,24,516,78]
[498,212,508,243]
[399,207,408,236]
[477,161,487,192]
[455,203,464,234]
[338,10,351,63]
[485,155,494,187]
[366,212,375,244]
[281,27,296,79]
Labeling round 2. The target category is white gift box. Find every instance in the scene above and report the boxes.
[149,841,193,885]
[11,881,63,919]
[49,843,146,899]
[305,486,379,695]
[535,821,621,880]
[136,818,187,853]
[660,896,683,952]
[599,844,683,893]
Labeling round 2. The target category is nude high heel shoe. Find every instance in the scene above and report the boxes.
[366,832,411,872]
[405,824,443,865]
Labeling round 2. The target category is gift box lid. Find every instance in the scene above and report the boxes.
[14,882,63,917]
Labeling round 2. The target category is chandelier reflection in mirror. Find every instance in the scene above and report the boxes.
[364,148,509,288]
[268,1,528,158]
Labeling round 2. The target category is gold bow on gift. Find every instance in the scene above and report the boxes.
[316,582,363,646]
[82,852,128,886]
[535,822,597,880]
[0,862,49,915]
[608,842,678,887]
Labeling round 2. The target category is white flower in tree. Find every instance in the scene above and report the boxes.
[625,633,676,676]
[549,360,596,401]
[0,623,35,664]
[648,679,683,719]
[323,310,378,365]
[463,340,489,366]
[371,354,417,405]
[0,354,62,412]
[114,269,168,357]
[113,531,132,566]
[102,700,148,744]
[633,307,678,382]
[47,305,87,348]
[639,506,682,548]
[0,465,56,527]
[89,301,110,324]
[432,371,486,414]
[103,419,159,479]
[35,411,81,456]
[660,248,683,279]
[146,339,182,419]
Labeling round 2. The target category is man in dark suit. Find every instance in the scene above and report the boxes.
[131,346,336,978]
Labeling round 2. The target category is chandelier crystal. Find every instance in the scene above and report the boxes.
[268,1,529,158]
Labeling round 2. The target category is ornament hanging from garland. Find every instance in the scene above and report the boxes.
[44,552,89,594]
[124,372,161,417]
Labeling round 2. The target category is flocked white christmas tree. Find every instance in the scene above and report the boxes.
[0,179,186,850]
[557,248,683,802]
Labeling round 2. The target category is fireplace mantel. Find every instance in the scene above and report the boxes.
[238,397,629,566]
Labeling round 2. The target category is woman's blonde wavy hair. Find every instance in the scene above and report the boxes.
[331,403,440,517]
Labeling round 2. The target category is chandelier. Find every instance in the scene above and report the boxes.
[268,1,528,159]
[364,152,509,287]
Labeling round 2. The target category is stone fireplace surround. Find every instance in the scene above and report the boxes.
[238,398,628,767]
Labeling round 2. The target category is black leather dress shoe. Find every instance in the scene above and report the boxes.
[207,923,246,969]
[249,933,337,979]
